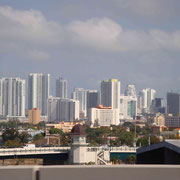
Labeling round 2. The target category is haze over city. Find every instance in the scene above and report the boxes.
[0,0,180,97]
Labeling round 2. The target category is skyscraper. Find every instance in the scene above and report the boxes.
[0,78,25,117]
[28,73,50,116]
[101,79,120,109]
[167,92,180,116]
[56,77,67,98]
[141,88,156,113]
[86,90,99,109]
[48,96,79,122]
[72,88,87,117]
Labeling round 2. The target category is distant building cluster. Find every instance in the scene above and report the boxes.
[0,74,180,128]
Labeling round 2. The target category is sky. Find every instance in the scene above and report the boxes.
[0,0,180,98]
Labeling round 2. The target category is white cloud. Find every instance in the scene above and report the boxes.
[67,18,180,52]
[0,6,62,61]
[0,6,180,61]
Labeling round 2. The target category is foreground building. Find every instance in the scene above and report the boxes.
[0,77,25,117]
[88,105,119,127]
[137,139,180,164]
[28,73,50,116]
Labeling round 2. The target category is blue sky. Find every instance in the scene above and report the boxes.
[0,0,180,97]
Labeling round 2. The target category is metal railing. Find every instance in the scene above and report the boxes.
[0,147,70,156]
[87,146,137,152]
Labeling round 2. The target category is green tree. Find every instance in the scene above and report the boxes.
[125,155,136,164]
[136,137,148,147]
[49,128,63,135]
[118,131,134,146]
[2,128,20,142]
[4,140,22,148]
[19,132,31,144]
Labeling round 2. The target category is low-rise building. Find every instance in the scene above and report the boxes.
[87,105,119,127]
[46,121,85,135]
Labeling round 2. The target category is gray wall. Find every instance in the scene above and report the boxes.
[0,165,180,180]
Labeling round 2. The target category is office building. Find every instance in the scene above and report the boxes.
[151,98,167,114]
[101,79,120,109]
[167,92,180,116]
[88,105,119,127]
[0,77,25,117]
[28,108,40,125]
[48,96,79,122]
[165,115,180,128]
[86,90,99,109]
[28,73,50,116]
[56,77,67,98]
[72,88,87,117]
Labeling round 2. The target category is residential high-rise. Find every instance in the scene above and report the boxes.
[72,88,87,117]
[101,79,120,109]
[141,88,156,113]
[56,77,67,98]
[0,78,25,117]
[86,90,99,109]
[28,73,50,116]
[48,96,79,122]
[167,92,180,116]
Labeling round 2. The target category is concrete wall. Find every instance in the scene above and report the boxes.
[0,165,180,180]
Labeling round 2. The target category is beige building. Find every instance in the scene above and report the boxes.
[154,113,165,126]
[46,121,84,135]
[28,108,40,125]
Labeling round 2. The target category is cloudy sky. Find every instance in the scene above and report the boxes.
[0,0,180,97]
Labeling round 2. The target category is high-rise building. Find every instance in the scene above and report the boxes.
[48,96,79,122]
[141,88,156,113]
[167,92,180,116]
[119,95,137,119]
[86,90,99,109]
[56,77,67,98]
[101,79,120,109]
[151,98,167,114]
[0,78,25,117]
[28,73,50,116]
[72,88,87,117]
[124,84,137,98]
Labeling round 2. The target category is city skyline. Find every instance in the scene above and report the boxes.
[0,1,180,98]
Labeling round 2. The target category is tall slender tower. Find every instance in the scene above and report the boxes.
[0,78,25,117]
[101,79,120,109]
[141,88,156,113]
[56,77,67,98]
[72,88,87,117]
[28,73,50,116]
